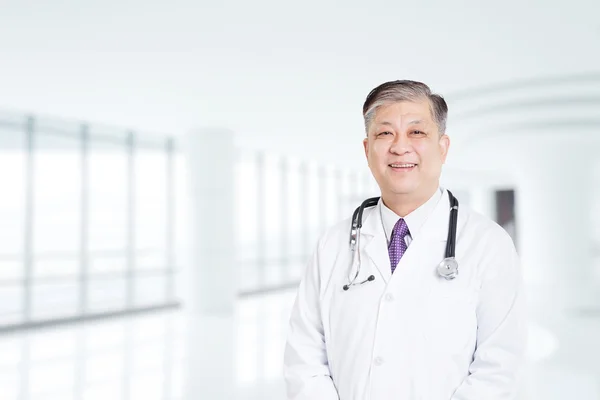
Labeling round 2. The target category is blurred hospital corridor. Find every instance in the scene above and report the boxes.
[2,106,600,399]
[2,0,600,398]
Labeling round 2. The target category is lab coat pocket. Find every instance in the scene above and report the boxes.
[421,280,477,358]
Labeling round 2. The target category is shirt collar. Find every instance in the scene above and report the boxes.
[379,187,443,243]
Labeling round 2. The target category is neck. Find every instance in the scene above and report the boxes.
[381,186,438,217]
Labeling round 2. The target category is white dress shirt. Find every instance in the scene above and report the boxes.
[379,186,443,248]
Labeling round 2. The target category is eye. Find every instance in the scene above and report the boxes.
[377,131,393,136]
[411,130,426,135]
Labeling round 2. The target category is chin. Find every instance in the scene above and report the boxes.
[387,184,419,196]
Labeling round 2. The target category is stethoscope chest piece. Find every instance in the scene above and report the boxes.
[437,257,458,280]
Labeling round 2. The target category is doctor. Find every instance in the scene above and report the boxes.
[283,80,527,399]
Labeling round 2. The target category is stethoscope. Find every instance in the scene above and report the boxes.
[343,190,459,291]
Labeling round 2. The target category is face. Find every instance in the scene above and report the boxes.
[363,99,450,203]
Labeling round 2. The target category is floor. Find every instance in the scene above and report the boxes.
[1,289,599,400]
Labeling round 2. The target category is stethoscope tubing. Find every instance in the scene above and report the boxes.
[346,190,459,289]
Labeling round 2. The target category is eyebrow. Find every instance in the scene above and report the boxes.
[377,119,426,126]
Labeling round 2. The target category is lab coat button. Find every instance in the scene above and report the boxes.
[385,293,394,302]
[374,356,384,366]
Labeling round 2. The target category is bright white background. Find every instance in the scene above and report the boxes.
[1,0,600,399]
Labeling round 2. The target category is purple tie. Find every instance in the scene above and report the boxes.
[389,218,409,273]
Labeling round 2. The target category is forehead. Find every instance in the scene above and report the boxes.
[372,100,434,124]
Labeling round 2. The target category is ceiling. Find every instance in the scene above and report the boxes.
[0,0,598,166]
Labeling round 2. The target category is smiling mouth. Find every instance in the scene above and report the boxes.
[389,163,417,169]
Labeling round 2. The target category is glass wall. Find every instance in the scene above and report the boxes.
[0,114,179,330]
[234,150,379,295]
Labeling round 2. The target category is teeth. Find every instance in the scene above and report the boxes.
[390,164,415,168]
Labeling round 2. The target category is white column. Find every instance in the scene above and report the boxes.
[181,128,237,399]
[514,139,594,318]
[183,127,236,314]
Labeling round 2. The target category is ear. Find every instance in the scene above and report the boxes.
[363,137,369,160]
[439,134,450,163]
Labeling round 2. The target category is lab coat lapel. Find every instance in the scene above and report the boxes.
[359,202,392,284]
[414,188,451,243]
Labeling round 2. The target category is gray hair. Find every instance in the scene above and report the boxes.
[362,80,448,135]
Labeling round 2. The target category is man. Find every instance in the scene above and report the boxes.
[283,80,527,399]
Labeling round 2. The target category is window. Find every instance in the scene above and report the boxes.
[0,115,179,330]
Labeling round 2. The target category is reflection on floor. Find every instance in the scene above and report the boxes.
[0,290,296,400]
[0,309,186,400]
[0,289,599,400]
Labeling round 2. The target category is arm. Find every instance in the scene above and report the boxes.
[450,230,528,400]
[283,237,339,400]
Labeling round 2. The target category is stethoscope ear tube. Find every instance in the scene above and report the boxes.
[445,191,459,258]
[356,197,380,229]
[347,196,380,286]
[438,190,459,280]
[350,197,380,251]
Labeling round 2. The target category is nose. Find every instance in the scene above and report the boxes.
[389,133,411,155]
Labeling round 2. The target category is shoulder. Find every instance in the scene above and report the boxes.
[314,216,352,254]
[457,202,521,282]
[315,204,379,250]
[458,202,516,251]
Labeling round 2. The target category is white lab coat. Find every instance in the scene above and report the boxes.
[284,188,527,400]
